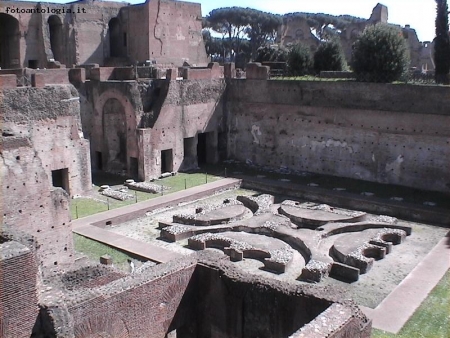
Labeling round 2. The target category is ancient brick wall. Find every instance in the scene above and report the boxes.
[178,253,370,338]
[84,80,143,175]
[85,77,225,179]
[141,78,226,178]
[1,85,91,270]
[71,1,124,65]
[0,240,39,338]
[67,260,197,338]
[0,0,207,69]
[145,0,208,66]
[227,80,450,193]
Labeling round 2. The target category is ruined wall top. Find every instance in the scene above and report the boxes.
[369,3,388,23]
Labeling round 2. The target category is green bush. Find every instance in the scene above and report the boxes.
[352,23,409,82]
[255,45,288,62]
[313,39,347,73]
[287,43,312,76]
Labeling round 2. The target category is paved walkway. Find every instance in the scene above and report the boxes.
[72,178,241,263]
[360,234,450,333]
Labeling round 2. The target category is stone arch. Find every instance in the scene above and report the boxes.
[48,15,64,63]
[95,90,138,175]
[74,315,129,338]
[108,17,124,57]
[0,13,20,68]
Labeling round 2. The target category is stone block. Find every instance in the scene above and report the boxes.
[246,62,270,80]
[31,73,45,88]
[224,63,236,78]
[330,262,360,282]
[100,254,113,265]
[0,75,17,88]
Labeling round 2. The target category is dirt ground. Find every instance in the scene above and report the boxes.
[106,188,448,309]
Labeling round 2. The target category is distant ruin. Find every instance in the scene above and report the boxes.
[277,3,435,72]
[1,1,449,337]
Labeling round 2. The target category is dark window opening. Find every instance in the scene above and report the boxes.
[28,60,38,69]
[123,32,127,47]
[197,133,207,165]
[161,149,173,173]
[52,168,69,194]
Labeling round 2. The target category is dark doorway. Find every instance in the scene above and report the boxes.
[28,60,38,69]
[197,133,207,165]
[0,13,21,69]
[130,157,138,179]
[52,168,69,194]
[161,149,173,173]
[96,151,103,170]
[48,15,64,63]
[108,18,124,58]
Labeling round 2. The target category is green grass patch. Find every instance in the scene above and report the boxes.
[73,233,135,269]
[372,270,450,338]
[71,171,222,219]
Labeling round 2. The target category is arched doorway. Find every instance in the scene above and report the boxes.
[108,18,123,58]
[102,98,127,172]
[48,15,64,63]
[0,13,20,69]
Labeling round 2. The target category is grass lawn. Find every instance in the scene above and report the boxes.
[71,170,222,219]
[372,269,450,338]
[73,233,146,271]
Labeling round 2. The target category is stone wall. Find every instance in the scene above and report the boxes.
[1,85,91,269]
[35,253,370,338]
[85,77,225,179]
[66,260,197,338]
[226,80,450,193]
[0,0,207,69]
[175,252,370,338]
[139,78,225,178]
[0,238,39,338]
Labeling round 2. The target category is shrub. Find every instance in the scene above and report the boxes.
[313,39,347,73]
[351,23,410,82]
[255,45,288,62]
[287,43,312,76]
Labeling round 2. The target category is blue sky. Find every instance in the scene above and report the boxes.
[12,0,437,41]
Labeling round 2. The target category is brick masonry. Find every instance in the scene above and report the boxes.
[0,241,39,338]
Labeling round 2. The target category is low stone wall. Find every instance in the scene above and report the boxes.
[0,75,17,88]
[181,62,223,80]
[89,67,136,81]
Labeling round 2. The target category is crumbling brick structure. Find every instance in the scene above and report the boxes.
[30,252,371,338]
[0,0,207,69]
[0,228,39,338]
[1,84,91,269]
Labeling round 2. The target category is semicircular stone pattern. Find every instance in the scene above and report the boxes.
[279,201,367,228]
[159,194,412,284]
[188,231,294,273]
